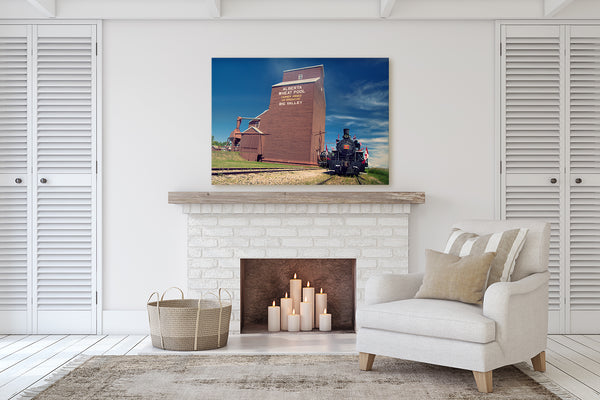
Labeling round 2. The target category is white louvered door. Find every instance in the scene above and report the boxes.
[32,25,96,334]
[501,25,565,333]
[501,24,600,334]
[567,26,600,333]
[0,23,98,334]
[0,25,31,333]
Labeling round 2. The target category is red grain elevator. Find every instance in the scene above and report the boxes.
[239,65,326,165]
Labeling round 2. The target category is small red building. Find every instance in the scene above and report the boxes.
[239,65,326,165]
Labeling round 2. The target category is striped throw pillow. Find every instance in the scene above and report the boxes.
[444,228,528,288]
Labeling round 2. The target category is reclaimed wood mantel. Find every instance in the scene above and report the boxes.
[168,192,425,204]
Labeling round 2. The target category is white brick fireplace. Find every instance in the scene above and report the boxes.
[171,192,425,334]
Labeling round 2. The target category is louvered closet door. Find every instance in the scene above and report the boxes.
[0,25,31,333]
[567,26,600,333]
[32,25,96,334]
[501,25,564,333]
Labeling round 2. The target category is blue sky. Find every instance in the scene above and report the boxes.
[212,58,389,168]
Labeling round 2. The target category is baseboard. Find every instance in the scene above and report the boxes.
[102,310,148,334]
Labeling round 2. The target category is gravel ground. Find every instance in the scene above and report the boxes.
[212,169,384,185]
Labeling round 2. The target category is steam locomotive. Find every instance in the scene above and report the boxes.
[319,128,368,176]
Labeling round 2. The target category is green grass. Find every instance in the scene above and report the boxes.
[212,151,317,169]
[364,168,389,185]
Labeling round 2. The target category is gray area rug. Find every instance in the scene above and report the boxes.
[31,355,564,399]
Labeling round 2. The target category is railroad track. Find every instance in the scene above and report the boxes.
[317,176,334,185]
[317,174,365,185]
[211,168,304,176]
[212,167,301,171]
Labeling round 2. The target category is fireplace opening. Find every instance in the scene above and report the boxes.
[240,258,356,334]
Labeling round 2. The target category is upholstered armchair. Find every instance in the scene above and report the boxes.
[356,220,550,393]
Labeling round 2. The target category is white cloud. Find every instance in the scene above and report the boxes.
[360,135,389,145]
[364,142,389,168]
[342,80,389,111]
[326,115,389,135]
[326,115,362,122]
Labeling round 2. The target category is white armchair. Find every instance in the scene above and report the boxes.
[356,220,551,393]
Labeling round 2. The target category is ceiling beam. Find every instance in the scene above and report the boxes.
[25,0,55,17]
[0,0,584,21]
[544,0,575,17]
[380,0,396,18]
[208,0,221,18]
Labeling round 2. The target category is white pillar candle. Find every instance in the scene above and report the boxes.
[300,297,313,331]
[319,308,332,332]
[288,308,300,332]
[280,293,292,331]
[314,288,327,329]
[302,282,315,327]
[268,301,280,332]
[290,273,302,318]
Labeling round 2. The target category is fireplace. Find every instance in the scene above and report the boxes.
[240,258,356,333]
[169,191,425,334]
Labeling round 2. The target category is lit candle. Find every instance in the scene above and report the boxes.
[315,288,327,329]
[319,308,332,332]
[300,296,312,331]
[290,273,302,318]
[280,292,292,331]
[303,281,315,327]
[268,300,280,332]
[288,308,300,332]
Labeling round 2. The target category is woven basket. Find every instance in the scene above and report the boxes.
[147,287,232,351]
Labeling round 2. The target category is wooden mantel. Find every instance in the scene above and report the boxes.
[168,192,425,204]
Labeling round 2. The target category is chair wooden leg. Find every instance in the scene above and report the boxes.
[531,351,546,372]
[473,370,493,393]
[359,352,376,371]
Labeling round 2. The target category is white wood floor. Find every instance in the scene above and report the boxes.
[0,334,598,399]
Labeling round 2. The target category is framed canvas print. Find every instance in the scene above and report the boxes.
[212,58,389,185]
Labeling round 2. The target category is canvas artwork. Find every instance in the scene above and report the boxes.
[211,58,389,185]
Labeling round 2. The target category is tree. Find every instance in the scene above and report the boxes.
[212,135,227,147]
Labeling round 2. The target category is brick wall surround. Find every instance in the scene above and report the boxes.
[183,203,411,333]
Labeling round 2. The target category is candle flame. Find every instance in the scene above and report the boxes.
[292,309,296,315]
[304,297,307,302]
[320,288,323,294]
[324,308,327,314]
[307,281,310,287]
[294,273,297,279]
[285,292,288,298]
[272,300,275,307]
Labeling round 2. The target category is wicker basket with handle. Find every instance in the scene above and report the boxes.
[147,287,232,351]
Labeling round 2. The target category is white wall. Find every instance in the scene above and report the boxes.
[102,20,496,316]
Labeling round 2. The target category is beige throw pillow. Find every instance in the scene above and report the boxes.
[444,228,528,288]
[415,249,496,305]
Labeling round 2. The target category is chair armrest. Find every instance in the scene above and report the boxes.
[484,271,549,303]
[364,273,424,305]
[483,271,549,355]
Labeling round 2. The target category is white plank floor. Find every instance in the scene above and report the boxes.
[0,334,598,399]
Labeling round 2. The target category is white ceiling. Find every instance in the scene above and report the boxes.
[1,0,599,20]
